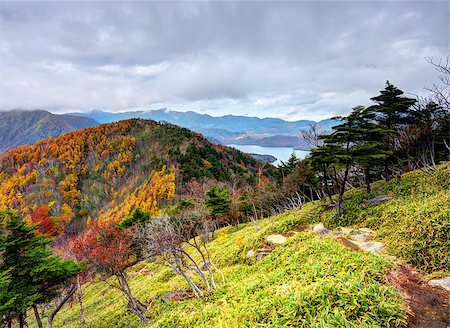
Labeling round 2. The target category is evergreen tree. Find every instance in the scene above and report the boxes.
[204,186,231,219]
[369,81,417,179]
[0,210,83,328]
[278,152,299,180]
[310,106,392,217]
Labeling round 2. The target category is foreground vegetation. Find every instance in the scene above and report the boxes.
[38,163,449,327]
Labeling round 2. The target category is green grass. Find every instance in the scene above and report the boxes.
[48,230,406,328]
[34,164,450,327]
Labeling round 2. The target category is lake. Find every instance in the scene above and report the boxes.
[227,144,309,166]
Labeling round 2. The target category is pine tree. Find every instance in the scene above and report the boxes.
[369,81,417,179]
[310,106,392,217]
[0,210,83,328]
[204,186,231,219]
[278,152,299,180]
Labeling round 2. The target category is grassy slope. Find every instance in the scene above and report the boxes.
[47,164,449,327]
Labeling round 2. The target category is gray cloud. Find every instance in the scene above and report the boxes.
[0,1,448,120]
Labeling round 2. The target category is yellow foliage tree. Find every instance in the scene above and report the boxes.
[99,166,176,222]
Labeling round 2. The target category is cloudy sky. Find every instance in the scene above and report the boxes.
[0,1,448,121]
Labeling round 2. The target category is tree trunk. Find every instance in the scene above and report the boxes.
[47,284,77,328]
[46,317,53,328]
[33,305,43,328]
[118,272,147,325]
[18,314,24,328]
[337,167,350,218]
[176,266,203,297]
[364,167,371,193]
[384,161,390,181]
[76,276,86,326]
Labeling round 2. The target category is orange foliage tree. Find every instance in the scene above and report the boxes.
[70,220,148,323]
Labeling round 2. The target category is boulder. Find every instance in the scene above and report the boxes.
[340,228,354,235]
[266,234,287,244]
[313,223,329,236]
[358,228,376,234]
[363,195,393,206]
[349,233,370,242]
[428,277,450,292]
[332,231,344,237]
[246,249,255,258]
[351,241,384,254]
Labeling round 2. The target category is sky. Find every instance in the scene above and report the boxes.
[0,1,448,121]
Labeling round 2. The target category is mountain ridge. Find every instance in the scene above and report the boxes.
[0,110,99,153]
[70,109,338,149]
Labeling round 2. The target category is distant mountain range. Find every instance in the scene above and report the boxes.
[0,108,337,154]
[0,110,98,153]
[71,109,337,149]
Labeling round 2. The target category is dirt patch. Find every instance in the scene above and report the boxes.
[336,236,361,252]
[386,265,450,328]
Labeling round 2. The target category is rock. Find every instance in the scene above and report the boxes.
[246,249,255,258]
[161,290,190,303]
[266,234,287,244]
[428,277,450,292]
[363,195,393,206]
[313,223,329,236]
[332,231,344,237]
[358,228,376,234]
[340,228,354,235]
[349,233,370,242]
[256,253,269,261]
[351,241,385,254]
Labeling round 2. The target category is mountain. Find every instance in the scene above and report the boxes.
[75,109,316,134]
[73,109,338,149]
[0,110,99,153]
[0,118,269,224]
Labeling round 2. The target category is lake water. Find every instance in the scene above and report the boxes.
[227,144,309,166]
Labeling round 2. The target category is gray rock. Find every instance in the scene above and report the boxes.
[256,253,269,261]
[363,195,393,206]
[357,228,376,234]
[266,234,287,244]
[351,241,385,254]
[313,223,329,236]
[349,233,370,242]
[246,249,255,258]
[428,277,450,292]
[340,228,354,235]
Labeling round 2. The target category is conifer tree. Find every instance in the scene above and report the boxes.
[278,152,299,180]
[204,186,231,219]
[310,106,392,217]
[368,81,417,179]
[0,210,82,328]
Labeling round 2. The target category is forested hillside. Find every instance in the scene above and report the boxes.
[0,118,268,234]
